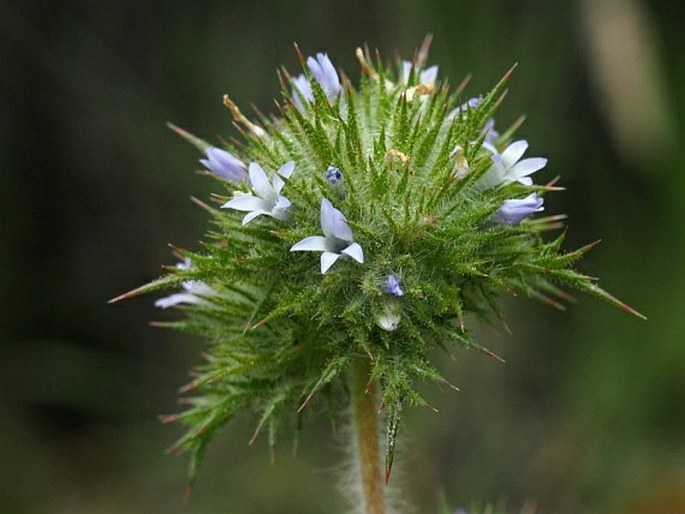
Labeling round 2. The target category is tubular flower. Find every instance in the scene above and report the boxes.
[200,147,248,184]
[290,198,364,274]
[307,53,342,98]
[493,193,545,225]
[291,53,341,111]
[221,161,294,225]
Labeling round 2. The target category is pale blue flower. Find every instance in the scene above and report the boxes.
[155,258,216,309]
[383,275,404,297]
[291,53,341,111]
[401,60,438,86]
[290,198,364,274]
[480,140,548,188]
[446,96,482,121]
[492,193,544,225]
[482,118,499,144]
[200,147,248,184]
[325,166,343,185]
[221,161,294,225]
[291,74,313,112]
[307,53,342,98]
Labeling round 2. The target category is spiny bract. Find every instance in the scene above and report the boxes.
[114,40,642,486]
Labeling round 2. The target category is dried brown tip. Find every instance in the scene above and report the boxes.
[108,284,148,303]
[158,414,179,424]
[356,47,379,80]
[297,389,316,413]
[249,424,262,446]
[223,94,266,137]
[416,33,434,68]
[385,458,393,486]
[480,346,506,363]
[293,42,305,65]
[183,482,193,504]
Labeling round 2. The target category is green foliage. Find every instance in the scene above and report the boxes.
[120,42,642,486]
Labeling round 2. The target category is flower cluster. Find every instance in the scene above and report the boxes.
[116,43,642,486]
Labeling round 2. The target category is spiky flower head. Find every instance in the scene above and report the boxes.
[113,39,643,486]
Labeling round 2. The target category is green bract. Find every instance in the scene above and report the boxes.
[114,42,642,486]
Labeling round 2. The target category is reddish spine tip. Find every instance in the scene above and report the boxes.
[158,414,178,424]
[183,482,193,504]
[297,390,315,413]
[385,462,393,486]
[248,425,261,446]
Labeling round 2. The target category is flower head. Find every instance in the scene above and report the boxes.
[383,275,404,297]
[480,140,548,189]
[290,198,363,274]
[155,258,216,309]
[221,161,294,225]
[492,193,544,225]
[200,147,248,184]
[125,41,643,490]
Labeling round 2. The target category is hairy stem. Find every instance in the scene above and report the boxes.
[350,358,387,514]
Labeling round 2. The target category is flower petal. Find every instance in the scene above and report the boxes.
[510,157,547,180]
[222,194,269,212]
[308,53,341,98]
[155,292,207,309]
[500,140,528,168]
[320,198,354,243]
[248,162,275,200]
[342,243,364,264]
[242,210,266,225]
[277,161,295,180]
[291,74,313,112]
[272,174,286,195]
[290,236,330,252]
[421,65,438,85]
[321,251,341,274]
[271,196,291,221]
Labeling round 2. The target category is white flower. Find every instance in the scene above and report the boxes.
[155,258,216,309]
[290,198,364,274]
[400,60,438,86]
[376,308,401,331]
[221,161,294,225]
[479,140,547,189]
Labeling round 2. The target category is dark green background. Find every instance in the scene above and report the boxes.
[2,1,684,513]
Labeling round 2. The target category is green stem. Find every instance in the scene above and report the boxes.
[350,358,387,514]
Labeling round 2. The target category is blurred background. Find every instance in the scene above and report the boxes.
[1,0,684,513]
